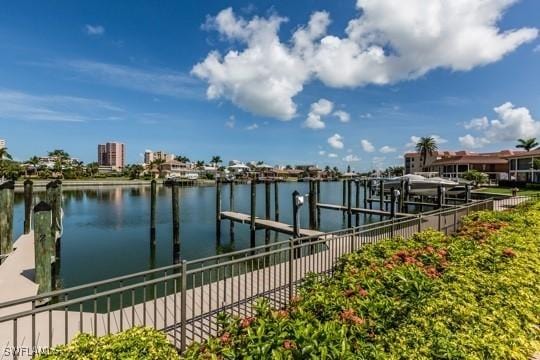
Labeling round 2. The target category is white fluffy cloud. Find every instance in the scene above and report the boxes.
[318,150,326,156]
[328,153,338,158]
[245,123,258,130]
[460,102,540,147]
[361,139,375,152]
[328,133,344,149]
[194,3,537,119]
[343,154,360,162]
[464,116,489,130]
[303,98,334,129]
[379,145,396,153]
[333,110,350,123]
[458,134,490,149]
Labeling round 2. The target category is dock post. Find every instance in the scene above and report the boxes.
[250,180,256,246]
[342,180,346,221]
[265,181,271,242]
[379,179,385,221]
[292,190,300,238]
[390,187,396,218]
[465,184,470,203]
[308,181,316,230]
[172,183,180,264]
[150,179,157,243]
[0,181,14,259]
[347,180,352,228]
[274,181,280,222]
[23,179,33,234]
[316,180,321,228]
[46,180,62,239]
[215,179,221,244]
[229,181,235,240]
[368,180,373,209]
[399,180,405,212]
[34,202,53,296]
[355,180,360,226]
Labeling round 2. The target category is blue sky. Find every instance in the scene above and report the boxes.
[1,0,539,170]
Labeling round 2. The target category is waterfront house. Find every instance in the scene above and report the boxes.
[506,149,540,183]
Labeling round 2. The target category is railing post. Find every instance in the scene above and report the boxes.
[438,211,442,231]
[23,179,33,234]
[180,260,187,352]
[417,214,422,232]
[453,208,457,233]
[288,238,294,301]
[391,219,395,238]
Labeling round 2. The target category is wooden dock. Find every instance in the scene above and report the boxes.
[220,211,324,237]
[316,203,411,218]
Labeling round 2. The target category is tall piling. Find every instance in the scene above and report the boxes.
[390,187,396,218]
[23,179,33,234]
[215,180,221,243]
[355,180,360,226]
[379,179,385,221]
[150,179,157,243]
[347,180,352,228]
[172,183,180,264]
[368,180,373,209]
[0,181,14,259]
[292,190,300,238]
[399,179,405,212]
[265,181,271,242]
[274,181,280,222]
[250,180,256,246]
[309,181,316,229]
[342,180,347,221]
[316,180,321,228]
[229,181,235,240]
[33,201,53,295]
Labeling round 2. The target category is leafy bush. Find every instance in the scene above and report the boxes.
[183,202,540,359]
[36,327,179,360]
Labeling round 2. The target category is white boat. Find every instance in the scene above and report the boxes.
[382,174,460,196]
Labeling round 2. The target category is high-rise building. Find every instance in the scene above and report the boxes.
[97,142,125,170]
[143,150,174,165]
[0,139,6,149]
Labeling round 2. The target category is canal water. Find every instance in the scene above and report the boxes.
[12,182,384,289]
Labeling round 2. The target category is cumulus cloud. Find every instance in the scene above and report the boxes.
[361,139,375,152]
[194,3,537,119]
[328,153,338,158]
[343,154,360,162]
[328,133,344,149]
[303,98,334,129]
[379,145,396,153]
[461,102,540,145]
[458,134,490,149]
[84,24,105,36]
[333,110,350,123]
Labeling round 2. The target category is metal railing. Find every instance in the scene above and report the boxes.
[0,195,530,358]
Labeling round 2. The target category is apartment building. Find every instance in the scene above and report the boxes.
[98,142,125,171]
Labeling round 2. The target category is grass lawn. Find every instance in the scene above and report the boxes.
[476,186,540,195]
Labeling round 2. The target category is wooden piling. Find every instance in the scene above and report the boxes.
[229,181,235,239]
[45,180,62,238]
[368,180,373,209]
[465,184,471,203]
[292,190,300,238]
[150,179,157,243]
[399,179,405,212]
[172,183,180,263]
[316,180,321,229]
[390,187,396,218]
[0,181,14,258]
[437,185,443,209]
[363,179,368,209]
[309,181,316,229]
[379,179,384,221]
[215,180,221,243]
[23,179,33,234]
[33,201,53,295]
[347,180,352,228]
[265,181,271,242]
[342,180,347,221]
[355,180,360,226]
[274,181,280,222]
[250,180,256,246]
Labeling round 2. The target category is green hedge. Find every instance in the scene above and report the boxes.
[184,202,540,359]
[35,327,179,360]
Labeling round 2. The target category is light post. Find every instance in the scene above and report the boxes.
[292,190,305,238]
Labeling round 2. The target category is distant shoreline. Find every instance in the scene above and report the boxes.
[13,178,216,190]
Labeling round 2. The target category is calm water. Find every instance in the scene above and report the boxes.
[12,182,382,288]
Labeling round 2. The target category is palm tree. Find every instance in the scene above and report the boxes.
[415,136,438,171]
[48,149,70,161]
[175,155,190,163]
[516,138,538,152]
[86,162,99,177]
[0,148,13,181]
[210,156,222,167]
[27,156,40,176]
[195,160,205,169]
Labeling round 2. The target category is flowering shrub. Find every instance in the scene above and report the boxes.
[184,202,540,359]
